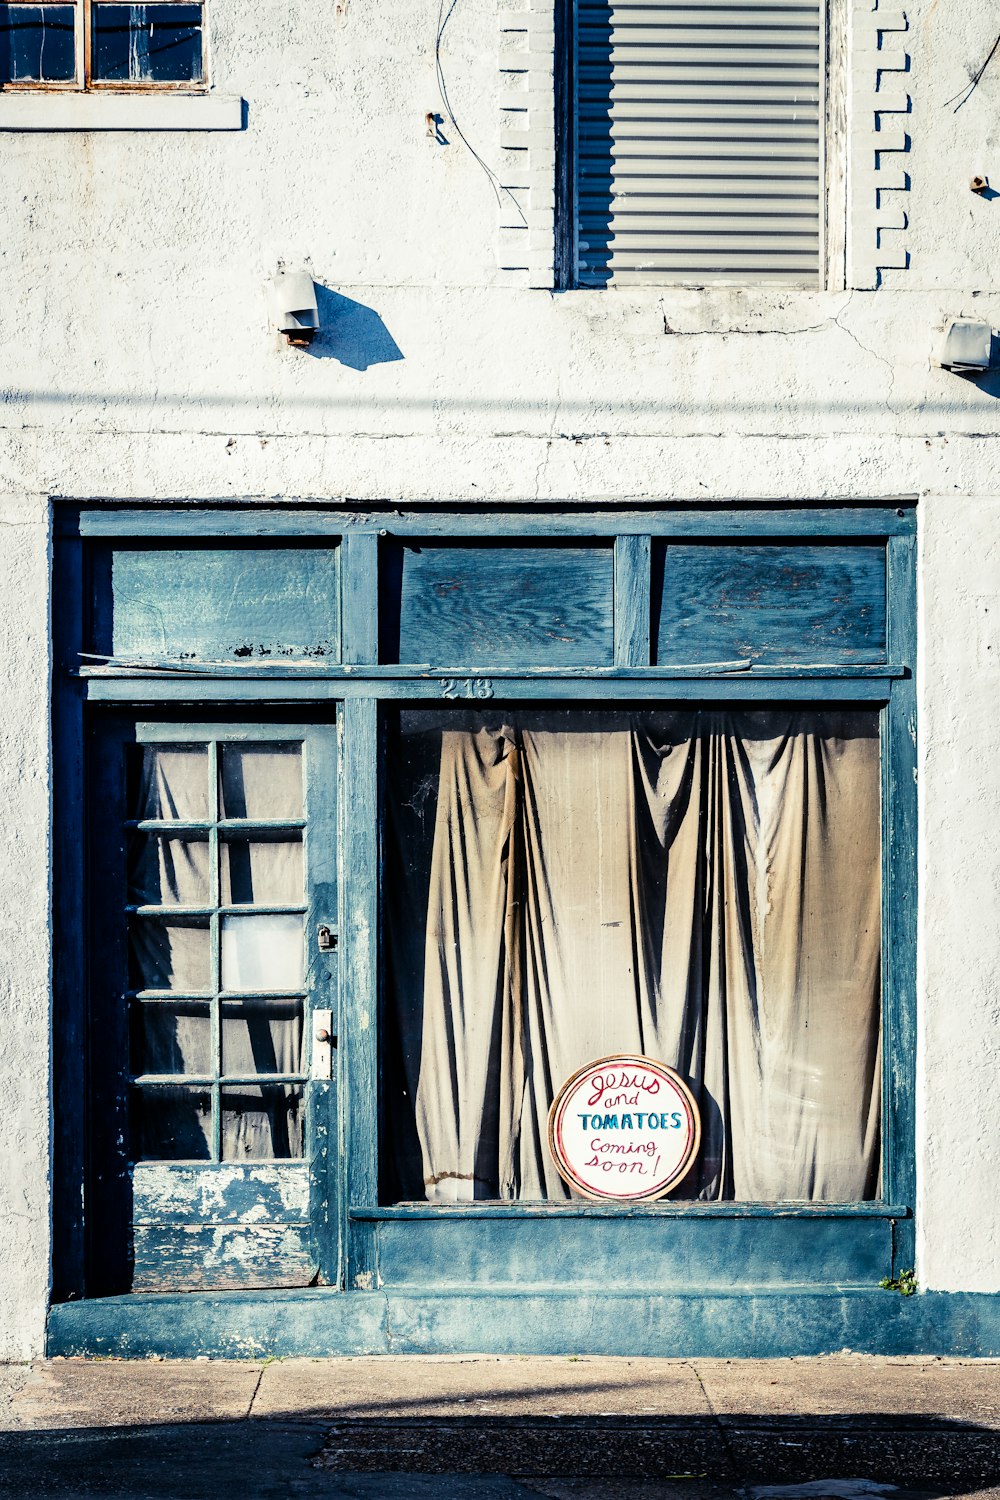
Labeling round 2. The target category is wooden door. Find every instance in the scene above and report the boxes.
[87,716,340,1293]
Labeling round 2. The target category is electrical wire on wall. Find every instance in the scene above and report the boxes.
[944,30,1000,111]
[435,0,528,226]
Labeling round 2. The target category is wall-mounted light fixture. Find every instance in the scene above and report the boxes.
[938,317,993,374]
[268,268,320,347]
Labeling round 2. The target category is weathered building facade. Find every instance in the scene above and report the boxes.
[2,0,1000,1360]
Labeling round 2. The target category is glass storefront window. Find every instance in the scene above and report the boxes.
[383,707,882,1205]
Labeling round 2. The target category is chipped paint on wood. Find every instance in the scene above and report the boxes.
[91,544,342,664]
[133,1163,310,1223]
[132,1223,317,1291]
[132,1165,318,1291]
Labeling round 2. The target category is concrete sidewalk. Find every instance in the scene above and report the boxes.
[1,1356,1000,1500]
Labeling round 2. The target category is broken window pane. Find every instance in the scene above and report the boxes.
[91,3,202,83]
[0,4,75,83]
[134,1084,212,1161]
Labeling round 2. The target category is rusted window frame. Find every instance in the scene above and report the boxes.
[0,0,207,91]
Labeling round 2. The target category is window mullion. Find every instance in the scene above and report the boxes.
[81,0,91,87]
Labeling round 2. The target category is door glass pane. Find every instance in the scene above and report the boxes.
[119,730,319,1176]
[128,831,210,906]
[92,2,203,82]
[129,915,211,991]
[221,913,304,991]
[221,833,303,906]
[219,745,303,821]
[221,1085,304,1160]
[128,746,209,822]
[134,1001,212,1075]
[382,707,882,1205]
[135,1085,212,1160]
[221,1000,303,1075]
[0,4,75,81]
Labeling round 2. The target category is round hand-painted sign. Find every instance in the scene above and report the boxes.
[547,1055,701,1202]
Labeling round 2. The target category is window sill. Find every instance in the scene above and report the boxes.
[0,92,243,130]
[351,1202,911,1220]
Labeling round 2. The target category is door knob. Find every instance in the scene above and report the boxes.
[311,1009,335,1078]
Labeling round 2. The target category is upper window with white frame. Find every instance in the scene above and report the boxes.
[0,0,205,88]
[559,0,825,286]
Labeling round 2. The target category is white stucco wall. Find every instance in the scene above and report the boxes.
[0,496,50,1360]
[1,0,1000,1351]
[918,496,1000,1295]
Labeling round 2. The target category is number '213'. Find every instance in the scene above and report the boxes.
[441,677,494,700]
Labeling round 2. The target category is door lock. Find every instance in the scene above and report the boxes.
[311,1009,335,1079]
[317,924,337,952]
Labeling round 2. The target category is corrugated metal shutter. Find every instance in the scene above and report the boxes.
[573,0,824,284]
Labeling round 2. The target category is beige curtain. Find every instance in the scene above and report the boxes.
[127,743,306,1163]
[385,710,881,1203]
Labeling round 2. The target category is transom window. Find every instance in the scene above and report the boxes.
[0,0,204,87]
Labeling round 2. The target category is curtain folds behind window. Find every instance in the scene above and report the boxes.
[384,710,881,1204]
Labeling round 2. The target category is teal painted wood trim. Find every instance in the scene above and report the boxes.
[614,535,651,666]
[339,697,379,1290]
[305,724,342,1287]
[368,1211,897,1291]
[51,539,88,1301]
[61,504,917,541]
[45,1287,1000,1361]
[79,663,908,680]
[884,532,918,1274]
[131,720,317,741]
[341,533,379,665]
[87,714,136,1293]
[352,1202,910,1219]
[81,678,898,704]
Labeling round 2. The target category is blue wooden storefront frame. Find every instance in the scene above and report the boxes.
[50,499,920,1356]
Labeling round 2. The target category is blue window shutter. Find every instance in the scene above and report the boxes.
[573,0,824,284]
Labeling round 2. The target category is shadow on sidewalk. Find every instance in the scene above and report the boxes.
[1,1411,1000,1499]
